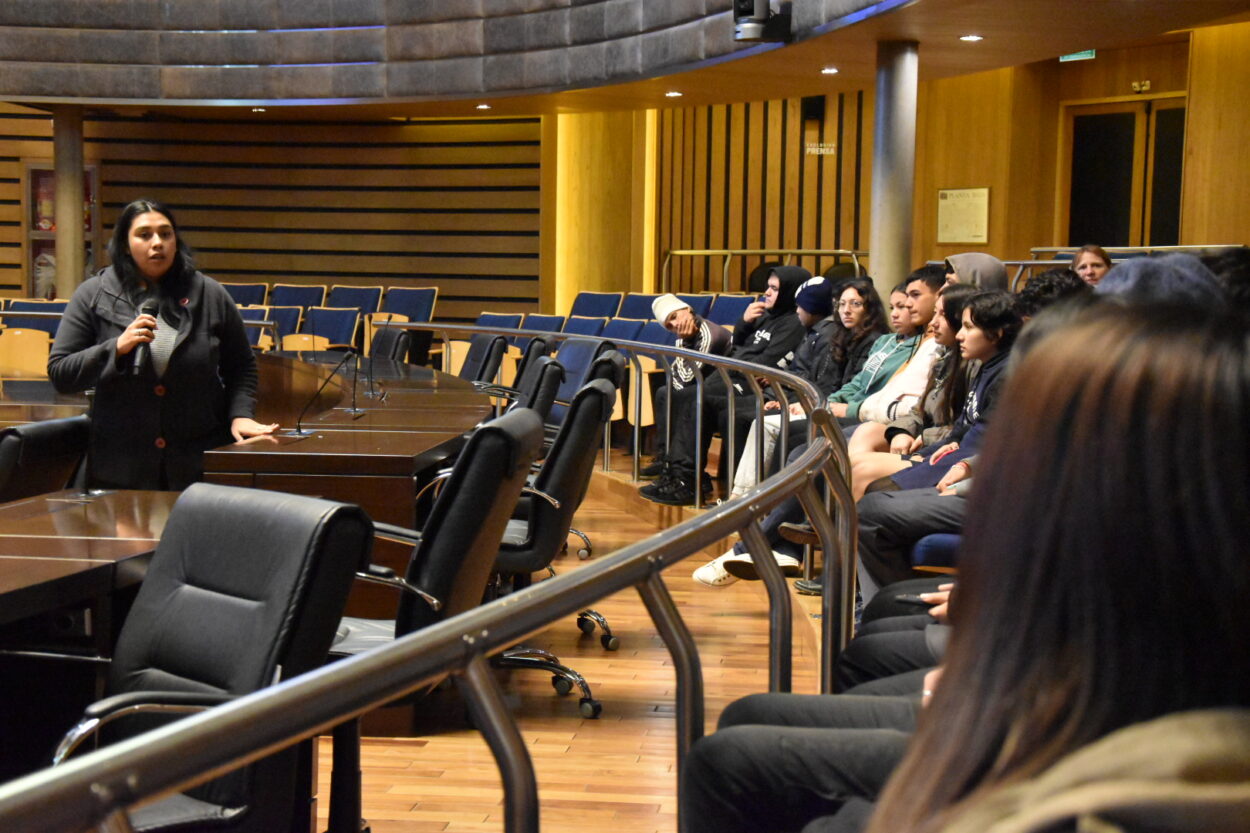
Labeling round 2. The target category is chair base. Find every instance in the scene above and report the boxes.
[498,647,603,718]
[568,527,593,559]
[576,609,619,651]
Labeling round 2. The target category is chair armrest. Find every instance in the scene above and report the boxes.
[521,486,560,509]
[55,691,234,765]
[373,522,423,545]
[413,468,455,504]
[353,564,442,612]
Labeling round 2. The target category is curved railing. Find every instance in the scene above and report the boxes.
[0,323,857,833]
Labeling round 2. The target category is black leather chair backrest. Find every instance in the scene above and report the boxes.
[508,355,564,423]
[369,325,412,362]
[458,334,508,383]
[398,407,543,636]
[109,483,372,816]
[0,415,90,502]
[587,349,626,390]
[511,335,549,381]
[496,379,616,576]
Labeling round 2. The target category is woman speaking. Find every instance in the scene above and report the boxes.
[49,198,277,490]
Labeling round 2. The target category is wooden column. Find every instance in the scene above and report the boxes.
[51,105,85,299]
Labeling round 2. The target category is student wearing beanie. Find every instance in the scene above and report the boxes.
[640,266,807,505]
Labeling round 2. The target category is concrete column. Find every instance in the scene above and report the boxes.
[868,41,919,296]
[52,105,85,299]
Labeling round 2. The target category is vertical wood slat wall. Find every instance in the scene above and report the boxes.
[0,103,541,322]
[656,92,871,294]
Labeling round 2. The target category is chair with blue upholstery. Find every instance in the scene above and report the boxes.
[617,293,660,320]
[516,313,565,351]
[600,317,645,344]
[221,282,268,307]
[379,286,438,364]
[267,306,303,344]
[562,316,607,338]
[677,294,715,318]
[6,299,69,338]
[326,285,384,349]
[285,306,359,352]
[238,305,273,350]
[707,293,756,329]
[569,291,621,319]
[270,284,327,310]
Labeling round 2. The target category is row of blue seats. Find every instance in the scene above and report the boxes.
[565,291,754,324]
[0,298,70,337]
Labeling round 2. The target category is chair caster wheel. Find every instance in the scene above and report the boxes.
[552,676,574,696]
[600,634,620,651]
[577,615,596,635]
[579,698,602,719]
[577,547,591,560]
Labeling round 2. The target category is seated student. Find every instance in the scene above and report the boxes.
[864,305,1250,833]
[1072,243,1113,286]
[645,294,734,453]
[640,266,808,505]
[943,252,1008,289]
[728,278,888,498]
[846,284,978,500]
[877,290,1022,493]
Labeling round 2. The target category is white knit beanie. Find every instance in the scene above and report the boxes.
[652,293,690,324]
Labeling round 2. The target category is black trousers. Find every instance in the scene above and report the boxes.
[681,693,918,833]
[856,489,966,598]
[834,615,946,691]
[668,375,758,477]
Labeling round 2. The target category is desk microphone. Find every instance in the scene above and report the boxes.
[130,299,159,376]
[287,349,354,436]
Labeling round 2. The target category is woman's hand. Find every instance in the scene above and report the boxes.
[921,666,944,708]
[929,441,959,465]
[788,402,805,417]
[231,417,279,442]
[889,432,917,455]
[116,312,157,357]
[763,400,781,411]
[936,460,971,494]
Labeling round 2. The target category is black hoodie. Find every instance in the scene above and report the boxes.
[728,265,807,378]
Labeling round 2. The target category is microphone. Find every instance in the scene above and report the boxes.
[364,313,390,400]
[287,349,355,436]
[130,298,159,376]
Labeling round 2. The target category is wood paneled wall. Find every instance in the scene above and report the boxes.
[656,94,873,293]
[1181,21,1250,246]
[0,104,541,321]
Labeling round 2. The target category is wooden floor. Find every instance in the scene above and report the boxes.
[315,454,824,833]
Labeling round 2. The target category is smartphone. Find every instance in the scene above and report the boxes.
[895,593,930,606]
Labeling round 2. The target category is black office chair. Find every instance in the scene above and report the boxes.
[494,379,618,717]
[563,349,625,559]
[52,483,373,833]
[506,355,564,423]
[0,415,90,502]
[368,325,412,361]
[325,407,544,833]
[458,333,508,385]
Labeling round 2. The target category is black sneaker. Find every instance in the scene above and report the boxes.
[639,457,669,479]
[639,472,711,506]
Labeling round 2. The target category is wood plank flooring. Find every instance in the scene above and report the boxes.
[315,455,823,833]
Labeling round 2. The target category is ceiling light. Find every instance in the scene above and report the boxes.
[665,91,683,98]
[821,67,839,75]
[251,107,266,113]
[959,34,983,42]
[475,103,491,110]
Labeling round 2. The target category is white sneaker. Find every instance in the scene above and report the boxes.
[723,551,803,581]
[692,549,740,587]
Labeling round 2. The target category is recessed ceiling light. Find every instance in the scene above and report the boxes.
[821,66,839,75]
[251,107,266,113]
[960,34,983,42]
[665,91,683,98]
[475,103,491,110]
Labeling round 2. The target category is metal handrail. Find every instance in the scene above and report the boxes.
[0,324,857,833]
[662,248,868,293]
[1029,243,1243,258]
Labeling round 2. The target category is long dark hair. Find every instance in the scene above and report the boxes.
[867,306,1250,833]
[829,278,888,365]
[107,198,195,294]
[921,284,977,426]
